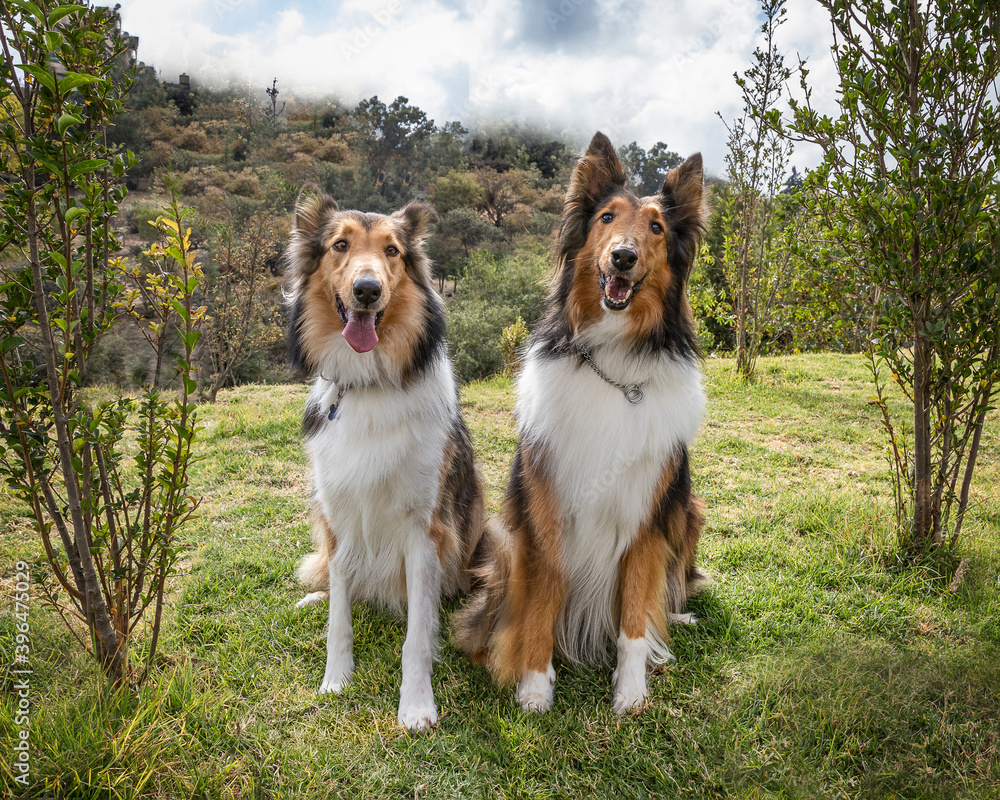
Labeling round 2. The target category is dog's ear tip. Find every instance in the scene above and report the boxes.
[396,200,438,237]
[588,130,613,148]
[292,187,338,237]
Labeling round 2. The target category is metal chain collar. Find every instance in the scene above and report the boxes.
[577,344,646,405]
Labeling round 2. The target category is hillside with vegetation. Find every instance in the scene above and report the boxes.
[96,62,850,389]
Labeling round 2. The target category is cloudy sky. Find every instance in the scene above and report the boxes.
[116,0,838,177]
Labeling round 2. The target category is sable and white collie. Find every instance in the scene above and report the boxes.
[286,188,483,732]
[454,132,708,714]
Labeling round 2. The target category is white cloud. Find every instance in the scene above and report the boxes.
[117,0,836,175]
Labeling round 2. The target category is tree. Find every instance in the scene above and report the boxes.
[438,207,502,258]
[424,120,468,175]
[0,1,201,686]
[473,167,533,229]
[719,0,797,380]
[786,0,1000,554]
[617,141,683,195]
[263,77,286,130]
[353,95,434,196]
[199,211,283,401]
[431,169,483,216]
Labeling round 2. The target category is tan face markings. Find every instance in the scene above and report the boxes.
[297,212,424,356]
[315,216,409,317]
[567,196,674,327]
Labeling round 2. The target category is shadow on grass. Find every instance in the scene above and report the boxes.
[720,639,1000,798]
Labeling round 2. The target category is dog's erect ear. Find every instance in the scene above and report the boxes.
[393,200,438,244]
[660,153,704,223]
[566,131,627,216]
[288,186,338,278]
[660,153,706,274]
[292,185,338,238]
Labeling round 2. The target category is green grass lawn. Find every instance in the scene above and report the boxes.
[3,354,999,799]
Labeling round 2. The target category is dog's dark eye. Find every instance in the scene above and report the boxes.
[333,239,348,252]
[650,221,663,234]
[385,245,399,257]
[600,212,614,223]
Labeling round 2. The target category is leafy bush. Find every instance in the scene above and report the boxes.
[173,123,211,153]
[315,135,350,164]
[226,169,263,199]
[134,205,164,241]
[499,316,529,375]
[447,248,548,382]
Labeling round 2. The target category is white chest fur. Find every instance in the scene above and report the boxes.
[306,356,456,607]
[515,340,706,659]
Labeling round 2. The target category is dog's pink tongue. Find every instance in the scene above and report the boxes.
[608,275,632,301]
[343,310,378,353]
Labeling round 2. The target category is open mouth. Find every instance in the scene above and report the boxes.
[336,294,385,353]
[598,271,637,310]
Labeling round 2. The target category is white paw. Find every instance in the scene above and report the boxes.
[319,674,351,694]
[517,663,555,712]
[612,687,648,714]
[397,698,438,732]
[319,659,353,694]
[668,612,697,625]
[613,634,650,714]
[295,591,329,609]
[612,658,649,714]
[611,671,648,714]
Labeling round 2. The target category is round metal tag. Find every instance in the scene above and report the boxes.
[625,385,644,405]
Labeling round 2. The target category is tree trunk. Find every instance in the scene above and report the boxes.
[25,167,124,682]
[911,320,934,550]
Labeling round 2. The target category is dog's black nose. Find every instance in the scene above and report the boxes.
[610,247,637,271]
[352,276,382,307]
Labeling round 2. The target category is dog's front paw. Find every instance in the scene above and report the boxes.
[668,611,697,625]
[517,663,555,712]
[319,676,350,694]
[397,698,438,733]
[611,671,648,714]
[613,634,650,715]
[319,660,353,694]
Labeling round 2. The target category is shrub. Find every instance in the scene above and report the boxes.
[134,205,164,241]
[446,248,548,382]
[499,316,530,375]
[315,135,350,164]
[226,169,263,199]
[173,123,210,153]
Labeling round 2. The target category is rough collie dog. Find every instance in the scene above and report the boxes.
[286,188,483,732]
[454,132,707,714]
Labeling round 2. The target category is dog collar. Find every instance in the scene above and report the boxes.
[577,344,646,405]
[327,385,345,420]
[317,373,348,421]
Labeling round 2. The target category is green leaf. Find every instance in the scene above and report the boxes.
[31,152,65,179]
[64,206,87,226]
[170,299,190,323]
[44,31,64,53]
[14,2,44,24]
[56,113,84,137]
[1,337,22,354]
[18,64,57,94]
[47,5,82,26]
[68,159,109,180]
[58,72,102,94]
